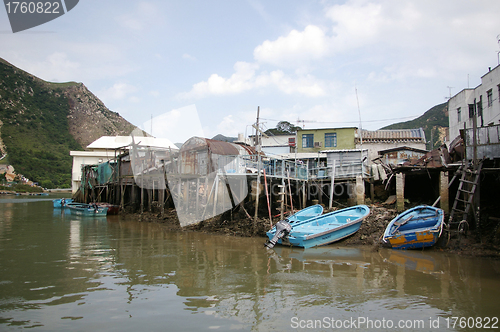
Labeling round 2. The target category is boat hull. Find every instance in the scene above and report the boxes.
[287,219,363,248]
[266,205,370,249]
[67,204,108,217]
[382,205,444,250]
[266,205,324,246]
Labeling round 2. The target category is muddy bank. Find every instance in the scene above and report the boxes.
[130,204,500,258]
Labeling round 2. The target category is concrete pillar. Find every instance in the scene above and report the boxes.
[356,175,365,205]
[439,171,449,214]
[396,172,405,211]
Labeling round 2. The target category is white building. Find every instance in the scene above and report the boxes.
[356,128,427,162]
[245,133,296,156]
[70,136,178,194]
[448,64,500,141]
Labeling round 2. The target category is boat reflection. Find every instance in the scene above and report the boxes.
[381,248,443,274]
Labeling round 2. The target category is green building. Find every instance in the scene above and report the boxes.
[296,127,357,153]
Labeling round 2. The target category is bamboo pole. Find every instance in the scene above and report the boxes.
[287,170,294,213]
[329,160,336,209]
[263,169,272,228]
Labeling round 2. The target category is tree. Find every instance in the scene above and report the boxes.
[266,121,300,135]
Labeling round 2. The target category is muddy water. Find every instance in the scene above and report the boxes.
[1,196,499,331]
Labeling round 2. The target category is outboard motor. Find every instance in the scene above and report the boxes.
[264,219,292,249]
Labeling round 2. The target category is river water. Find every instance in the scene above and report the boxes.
[0,196,499,331]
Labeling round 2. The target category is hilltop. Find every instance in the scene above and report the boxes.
[381,102,448,150]
[0,58,139,188]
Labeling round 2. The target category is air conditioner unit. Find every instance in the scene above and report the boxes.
[314,142,322,148]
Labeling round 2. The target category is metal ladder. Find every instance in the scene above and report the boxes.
[448,161,482,233]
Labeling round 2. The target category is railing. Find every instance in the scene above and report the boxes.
[215,155,309,180]
[215,155,369,180]
[309,162,371,180]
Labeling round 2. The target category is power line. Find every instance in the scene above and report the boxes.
[259,115,420,125]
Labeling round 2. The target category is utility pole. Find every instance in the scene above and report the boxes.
[355,86,363,147]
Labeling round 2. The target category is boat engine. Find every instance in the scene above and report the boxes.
[264,219,292,249]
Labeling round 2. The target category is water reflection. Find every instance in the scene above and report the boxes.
[1,199,499,331]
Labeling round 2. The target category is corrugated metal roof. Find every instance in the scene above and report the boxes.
[361,128,425,142]
[180,137,257,156]
[205,139,240,155]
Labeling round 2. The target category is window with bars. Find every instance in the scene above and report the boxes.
[302,134,313,148]
[487,89,493,107]
[324,133,337,147]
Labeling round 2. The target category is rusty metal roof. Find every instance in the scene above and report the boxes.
[361,128,426,142]
[205,139,240,155]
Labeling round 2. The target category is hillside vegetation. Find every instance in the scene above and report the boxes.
[0,58,138,188]
[381,102,448,150]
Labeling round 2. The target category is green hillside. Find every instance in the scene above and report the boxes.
[0,61,83,188]
[381,102,448,150]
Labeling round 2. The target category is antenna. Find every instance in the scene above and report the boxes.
[296,118,316,128]
[497,34,500,65]
[355,85,362,147]
[445,86,454,100]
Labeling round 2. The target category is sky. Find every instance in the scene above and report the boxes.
[1,0,500,144]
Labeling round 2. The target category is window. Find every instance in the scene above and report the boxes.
[324,133,337,147]
[478,95,483,117]
[457,107,461,122]
[469,104,474,118]
[487,89,493,107]
[302,134,313,148]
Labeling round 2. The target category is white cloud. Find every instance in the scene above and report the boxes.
[256,70,325,96]
[254,25,329,67]
[99,83,137,101]
[216,115,236,136]
[143,105,205,143]
[116,2,161,32]
[179,61,325,99]
[178,62,258,98]
[182,53,197,61]
[18,52,80,82]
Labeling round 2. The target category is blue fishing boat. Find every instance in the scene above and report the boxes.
[381,205,444,250]
[53,198,74,208]
[265,205,324,248]
[67,203,108,217]
[285,204,324,224]
[265,205,370,249]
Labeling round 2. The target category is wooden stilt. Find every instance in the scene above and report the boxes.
[396,172,405,212]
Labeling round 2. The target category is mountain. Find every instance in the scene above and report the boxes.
[212,134,237,142]
[0,58,139,188]
[381,102,448,150]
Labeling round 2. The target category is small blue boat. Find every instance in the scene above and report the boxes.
[265,205,370,249]
[53,198,74,208]
[265,205,324,248]
[285,204,324,224]
[67,203,108,217]
[381,205,444,250]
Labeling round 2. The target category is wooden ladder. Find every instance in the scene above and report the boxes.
[448,161,482,233]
